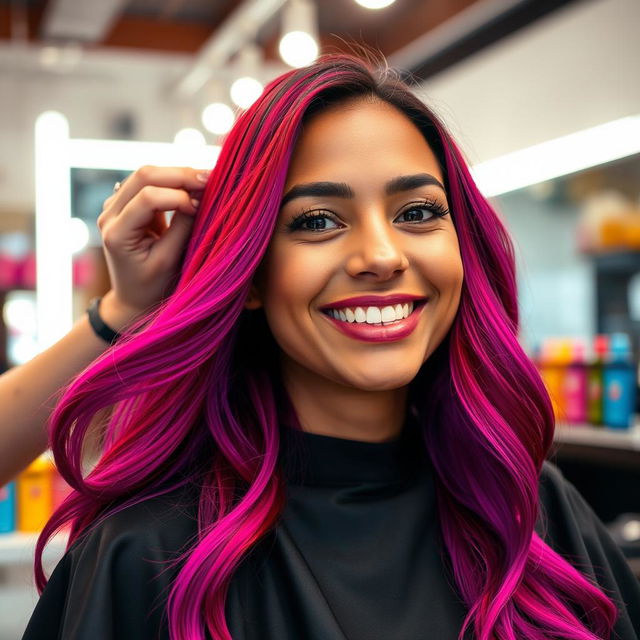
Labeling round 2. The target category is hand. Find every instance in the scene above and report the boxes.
[96,165,210,328]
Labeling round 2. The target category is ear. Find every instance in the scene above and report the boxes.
[244,283,263,310]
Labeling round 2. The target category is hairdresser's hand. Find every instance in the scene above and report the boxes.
[96,165,210,329]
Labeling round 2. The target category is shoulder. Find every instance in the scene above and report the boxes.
[68,482,200,566]
[537,459,607,559]
[537,460,640,639]
[23,483,201,639]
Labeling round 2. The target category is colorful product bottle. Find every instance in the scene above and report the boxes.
[602,333,637,430]
[0,481,16,533]
[587,334,608,425]
[563,339,588,424]
[17,454,53,532]
[537,338,566,422]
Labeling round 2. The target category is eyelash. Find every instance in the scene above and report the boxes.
[285,198,451,233]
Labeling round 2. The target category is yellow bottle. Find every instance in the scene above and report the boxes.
[17,453,53,532]
[555,338,574,423]
[538,338,565,421]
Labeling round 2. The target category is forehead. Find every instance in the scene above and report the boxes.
[285,99,443,188]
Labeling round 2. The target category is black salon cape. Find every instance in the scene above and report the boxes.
[22,423,640,640]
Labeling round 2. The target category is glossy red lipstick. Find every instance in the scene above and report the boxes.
[320,300,427,343]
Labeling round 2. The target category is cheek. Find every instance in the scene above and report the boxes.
[261,243,331,317]
[418,232,464,293]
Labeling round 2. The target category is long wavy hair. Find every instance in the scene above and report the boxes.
[35,53,618,640]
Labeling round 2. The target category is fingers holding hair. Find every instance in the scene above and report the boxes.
[98,166,210,229]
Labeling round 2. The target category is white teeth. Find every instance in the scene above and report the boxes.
[380,306,396,323]
[366,307,382,323]
[326,301,418,325]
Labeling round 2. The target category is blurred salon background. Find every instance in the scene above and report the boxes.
[0,0,639,636]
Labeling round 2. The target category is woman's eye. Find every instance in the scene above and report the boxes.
[397,207,433,223]
[286,212,340,232]
[396,202,449,224]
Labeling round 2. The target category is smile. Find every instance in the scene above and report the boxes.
[320,300,428,343]
[322,300,420,325]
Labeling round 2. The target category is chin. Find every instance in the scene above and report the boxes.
[343,372,418,392]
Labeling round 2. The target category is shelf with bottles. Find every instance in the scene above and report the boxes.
[534,332,637,433]
[0,452,72,565]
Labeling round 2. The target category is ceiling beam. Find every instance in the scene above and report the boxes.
[389,0,584,82]
[172,0,288,100]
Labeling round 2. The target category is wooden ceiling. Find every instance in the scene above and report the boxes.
[0,0,581,80]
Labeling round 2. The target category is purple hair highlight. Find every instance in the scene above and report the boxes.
[34,53,618,639]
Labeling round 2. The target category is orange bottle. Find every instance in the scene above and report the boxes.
[17,454,53,532]
[538,338,567,422]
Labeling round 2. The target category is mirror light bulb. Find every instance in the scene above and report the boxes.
[201,102,235,135]
[230,76,264,109]
[174,128,206,147]
[69,218,89,254]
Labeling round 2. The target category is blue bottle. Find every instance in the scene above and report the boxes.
[0,481,16,533]
[602,333,637,430]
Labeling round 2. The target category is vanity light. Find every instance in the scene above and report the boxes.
[230,77,264,109]
[201,102,235,135]
[174,127,207,147]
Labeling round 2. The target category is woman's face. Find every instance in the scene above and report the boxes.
[247,98,464,392]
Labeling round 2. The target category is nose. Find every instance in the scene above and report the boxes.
[345,213,409,281]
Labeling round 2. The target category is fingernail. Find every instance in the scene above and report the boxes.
[191,198,200,208]
[196,171,210,183]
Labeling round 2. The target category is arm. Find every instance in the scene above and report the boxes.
[0,166,210,486]
[0,291,140,485]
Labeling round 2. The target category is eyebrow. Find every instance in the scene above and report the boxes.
[280,173,446,208]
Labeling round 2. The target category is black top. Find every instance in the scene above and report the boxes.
[22,422,640,640]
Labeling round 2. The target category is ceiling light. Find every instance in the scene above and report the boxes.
[279,0,319,68]
[230,76,264,109]
[354,0,396,8]
[279,32,318,68]
[201,102,235,135]
[174,127,206,147]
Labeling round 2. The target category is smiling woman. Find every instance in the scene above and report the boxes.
[22,54,640,640]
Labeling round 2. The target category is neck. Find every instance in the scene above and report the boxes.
[281,358,409,443]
